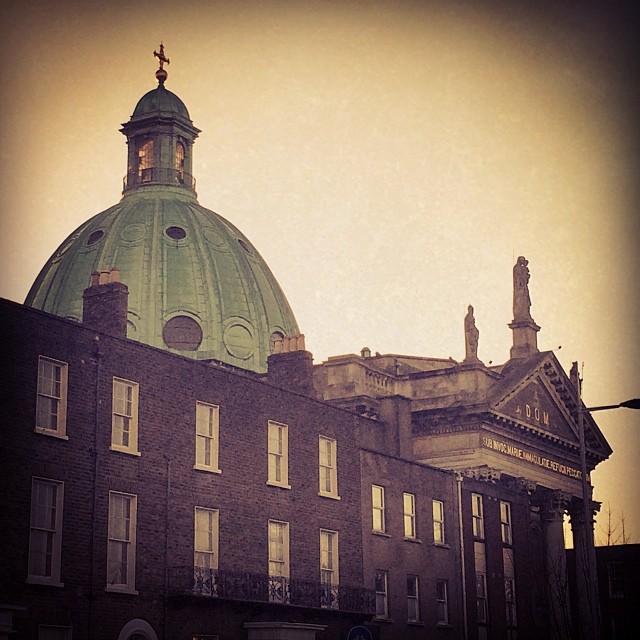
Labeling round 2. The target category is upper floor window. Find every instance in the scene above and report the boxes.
[107,491,137,593]
[372,485,386,533]
[138,140,154,181]
[375,570,389,619]
[436,579,449,625]
[194,507,219,570]
[111,378,139,455]
[195,402,220,472]
[36,357,68,438]
[403,492,417,539]
[268,520,290,603]
[472,493,484,539]
[267,421,289,488]
[500,500,512,545]
[28,478,64,585]
[433,499,445,544]
[175,141,185,182]
[607,562,625,599]
[407,574,420,622]
[320,529,339,609]
[319,436,339,498]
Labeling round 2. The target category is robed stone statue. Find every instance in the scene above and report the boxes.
[464,305,480,361]
[513,256,532,321]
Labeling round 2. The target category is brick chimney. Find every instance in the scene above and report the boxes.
[82,268,129,338]
[267,334,315,396]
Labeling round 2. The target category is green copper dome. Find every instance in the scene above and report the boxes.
[25,58,299,373]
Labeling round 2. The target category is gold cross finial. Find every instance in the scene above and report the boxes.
[154,43,170,69]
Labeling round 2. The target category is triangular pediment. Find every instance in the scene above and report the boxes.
[490,353,612,461]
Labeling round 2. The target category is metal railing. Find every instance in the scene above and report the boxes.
[168,566,376,614]
[122,168,196,191]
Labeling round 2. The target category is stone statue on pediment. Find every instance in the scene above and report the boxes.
[513,256,532,321]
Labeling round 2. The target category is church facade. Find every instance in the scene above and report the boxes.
[0,51,611,640]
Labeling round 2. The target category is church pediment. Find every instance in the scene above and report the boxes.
[490,353,611,462]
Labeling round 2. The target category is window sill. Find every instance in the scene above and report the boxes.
[193,464,222,474]
[404,537,422,544]
[373,616,394,624]
[434,542,451,549]
[109,445,141,457]
[372,530,391,538]
[106,585,139,595]
[34,427,69,440]
[26,576,64,587]
[436,623,453,629]
[266,481,291,490]
[318,492,341,501]
[407,620,425,627]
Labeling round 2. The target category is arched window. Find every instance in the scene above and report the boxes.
[175,141,185,183]
[138,140,154,182]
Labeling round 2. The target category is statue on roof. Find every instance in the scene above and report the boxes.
[513,256,532,321]
[464,305,480,362]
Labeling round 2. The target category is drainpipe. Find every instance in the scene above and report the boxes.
[456,472,468,640]
[88,336,103,638]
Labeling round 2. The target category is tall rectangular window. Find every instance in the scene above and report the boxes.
[319,436,338,498]
[433,499,445,544]
[268,520,290,603]
[107,491,137,592]
[375,570,389,618]
[403,492,417,539]
[504,547,517,628]
[475,541,488,624]
[195,402,220,472]
[372,485,386,533]
[28,478,64,585]
[36,357,68,437]
[607,562,624,599]
[500,501,512,545]
[472,493,484,539]
[407,575,420,622]
[111,378,139,455]
[267,421,289,487]
[194,507,219,569]
[320,529,339,609]
[436,579,449,625]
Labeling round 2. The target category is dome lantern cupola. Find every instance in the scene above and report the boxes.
[25,47,300,373]
[120,44,201,198]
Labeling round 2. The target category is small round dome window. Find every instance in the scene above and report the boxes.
[237,238,252,254]
[87,230,105,245]
[163,316,202,351]
[166,226,187,240]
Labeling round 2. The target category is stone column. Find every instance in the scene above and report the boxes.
[568,498,601,640]
[539,490,572,640]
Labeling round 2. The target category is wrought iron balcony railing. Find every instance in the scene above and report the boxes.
[168,566,376,615]
[122,168,196,191]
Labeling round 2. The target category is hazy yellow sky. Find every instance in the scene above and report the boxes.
[1,0,638,542]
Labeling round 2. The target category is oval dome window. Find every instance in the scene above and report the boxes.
[165,226,187,240]
[163,316,202,351]
[86,230,105,245]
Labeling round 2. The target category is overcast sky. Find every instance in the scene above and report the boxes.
[1,0,638,543]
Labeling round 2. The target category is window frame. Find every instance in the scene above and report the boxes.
[436,579,449,625]
[500,500,513,545]
[407,574,420,622]
[110,378,140,456]
[318,436,339,499]
[433,499,445,544]
[320,529,339,609]
[194,507,219,570]
[403,492,417,539]
[267,421,290,488]
[28,477,64,586]
[194,402,221,473]
[106,491,138,593]
[375,570,389,619]
[35,356,68,439]
[476,572,488,624]
[372,485,386,533]
[472,493,485,539]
